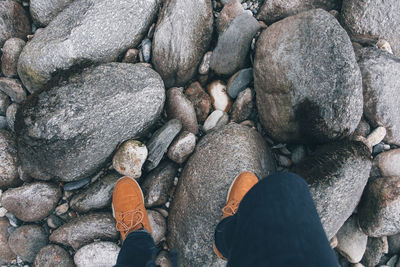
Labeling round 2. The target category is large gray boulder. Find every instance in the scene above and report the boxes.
[168,123,276,266]
[152,0,213,88]
[0,1,30,47]
[258,0,340,24]
[254,9,363,143]
[18,0,160,92]
[292,139,372,239]
[358,48,400,146]
[341,0,400,57]
[30,0,74,27]
[16,63,165,182]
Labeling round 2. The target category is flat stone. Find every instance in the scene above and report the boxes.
[336,215,368,263]
[166,87,198,134]
[227,68,253,98]
[358,48,400,145]
[203,110,229,133]
[142,161,177,208]
[230,88,253,123]
[254,9,363,143]
[145,119,182,172]
[33,245,74,267]
[1,182,61,222]
[70,172,120,213]
[8,225,48,263]
[217,0,244,33]
[184,82,211,123]
[0,78,27,104]
[210,13,260,76]
[361,237,388,267]
[0,130,20,189]
[18,0,160,92]
[208,80,231,112]
[6,103,18,131]
[258,0,340,24]
[358,176,400,237]
[341,0,400,57]
[152,0,213,87]
[0,217,15,263]
[198,52,212,75]
[148,210,166,245]
[1,38,25,77]
[49,213,118,250]
[74,241,120,267]
[0,1,30,47]
[63,177,91,191]
[0,92,10,116]
[112,140,148,178]
[292,139,372,239]
[167,131,196,164]
[168,123,276,266]
[141,38,152,63]
[16,63,165,182]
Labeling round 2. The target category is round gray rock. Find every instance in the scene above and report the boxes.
[152,0,213,88]
[254,9,363,143]
[33,245,74,267]
[0,1,30,47]
[1,182,61,222]
[358,48,400,146]
[168,123,276,266]
[0,217,15,263]
[8,225,48,263]
[49,212,118,250]
[371,149,400,178]
[18,0,160,92]
[0,130,20,189]
[16,63,165,182]
[74,241,120,267]
[30,0,74,27]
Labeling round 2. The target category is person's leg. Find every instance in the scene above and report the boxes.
[114,230,157,267]
[214,172,338,267]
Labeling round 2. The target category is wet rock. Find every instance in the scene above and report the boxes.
[336,215,368,263]
[358,177,400,237]
[142,161,177,208]
[74,241,120,267]
[152,0,213,88]
[217,0,244,33]
[70,172,120,213]
[18,0,159,92]
[341,0,400,57]
[148,210,166,245]
[167,131,196,164]
[146,119,182,172]
[16,64,165,182]
[1,182,61,222]
[1,38,25,77]
[0,92,10,116]
[122,48,139,63]
[168,123,276,266]
[112,140,147,178]
[254,9,363,143]
[141,38,152,63]
[371,149,400,178]
[203,110,229,132]
[0,130,20,189]
[0,78,27,103]
[46,215,64,229]
[30,0,73,27]
[155,251,172,267]
[166,87,198,134]
[230,88,253,123]
[358,48,400,145]
[0,217,15,263]
[210,13,260,76]
[63,177,91,191]
[361,237,387,267]
[292,139,372,239]
[49,213,118,250]
[208,80,231,112]
[198,52,212,75]
[258,0,340,24]
[8,225,48,263]
[227,68,253,98]
[184,82,211,123]
[0,1,30,47]
[33,245,74,267]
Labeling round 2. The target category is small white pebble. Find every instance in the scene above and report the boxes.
[367,126,386,147]
[207,80,231,112]
[376,39,393,54]
[173,177,178,186]
[165,202,170,208]
[0,207,7,217]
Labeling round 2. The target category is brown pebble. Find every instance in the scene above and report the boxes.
[184,82,211,123]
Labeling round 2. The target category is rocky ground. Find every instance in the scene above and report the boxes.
[0,0,400,266]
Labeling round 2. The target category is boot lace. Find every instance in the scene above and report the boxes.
[222,200,240,217]
[116,209,144,234]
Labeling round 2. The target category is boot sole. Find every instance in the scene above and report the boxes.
[111,176,144,219]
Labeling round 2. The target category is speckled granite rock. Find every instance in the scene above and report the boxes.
[33,245,74,267]
[74,241,120,267]
[0,1,30,47]
[0,130,20,189]
[30,0,74,27]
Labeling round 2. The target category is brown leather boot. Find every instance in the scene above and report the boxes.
[112,177,152,241]
[214,171,259,260]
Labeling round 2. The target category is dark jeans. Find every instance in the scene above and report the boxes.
[115,172,338,267]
